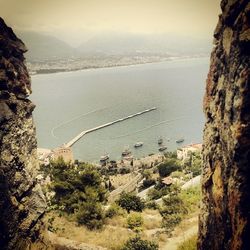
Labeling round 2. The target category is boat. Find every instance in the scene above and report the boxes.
[134,142,143,148]
[122,146,131,156]
[158,137,163,145]
[159,146,167,151]
[100,154,109,162]
[176,138,184,143]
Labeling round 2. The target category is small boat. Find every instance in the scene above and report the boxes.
[158,137,163,145]
[134,142,143,148]
[100,154,109,162]
[176,138,184,143]
[122,146,131,156]
[159,146,167,151]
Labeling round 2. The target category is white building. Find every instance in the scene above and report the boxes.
[177,143,202,161]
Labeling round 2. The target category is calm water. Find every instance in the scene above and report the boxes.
[31,58,208,163]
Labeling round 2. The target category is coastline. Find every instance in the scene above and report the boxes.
[29,55,209,77]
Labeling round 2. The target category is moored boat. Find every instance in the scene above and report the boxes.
[134,142,143,148]
[100,154,109,162]
[176,138,184,143]
[122,146,131,156]
[159,146,167,151]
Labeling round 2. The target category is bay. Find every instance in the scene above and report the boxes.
[31,57,208,163]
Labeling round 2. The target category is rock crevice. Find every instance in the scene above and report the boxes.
[0,17,46,250]
[198,0,250,249]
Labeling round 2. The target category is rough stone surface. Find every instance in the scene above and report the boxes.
[0,18,47,249]
[198,0,250,249]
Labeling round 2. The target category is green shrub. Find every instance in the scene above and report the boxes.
[145,200,159,210]
[105,203,123,218]
[117,192,145,213]
[157,159,182,178]
[45,159,107,230]
[127,212,143,231]
[142,179,156,188]
[160,191,187,234]
[147,185,170,200]
[121,236,158,250]
[119,167,131,174]
[180,186,201,213]
[49,160,106,214]
[77,201,104,230]
[171,171,185,178]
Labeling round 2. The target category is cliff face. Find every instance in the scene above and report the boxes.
[0,18,46,249]
[198,0,250,249]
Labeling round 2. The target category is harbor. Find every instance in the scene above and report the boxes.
[65,107,157,148]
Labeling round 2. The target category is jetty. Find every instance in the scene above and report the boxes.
[65,107,156,148]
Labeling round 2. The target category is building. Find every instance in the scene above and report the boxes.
[177,143,202,161]
[162,176,173,186]
[51,146,74,163]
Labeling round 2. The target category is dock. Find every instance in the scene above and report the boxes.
[65,107,156,148]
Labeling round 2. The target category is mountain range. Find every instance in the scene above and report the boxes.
[17,31,212,61]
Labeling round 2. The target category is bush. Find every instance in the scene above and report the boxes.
[77,201,104,230]
[49,160,106,214]
[147,185,170,200]
[160,192,187,234]
[121,236,158,250]
[180,186,201,213]
[145,201,159,210]
[127,212,143,231]
[45,159,107,230]
[105,203,123,218]
[117,192,145,213]
[119,167,131,174]
[142,179,156,189]
[157,159,181,178]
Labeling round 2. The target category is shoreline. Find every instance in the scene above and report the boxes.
[30,55,209,77]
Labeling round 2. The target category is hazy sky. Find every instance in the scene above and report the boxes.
[1,0,221,46]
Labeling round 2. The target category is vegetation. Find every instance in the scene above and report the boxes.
[180,186,201,213]
[77,201,104,229]
[145,200,159,210]
[177,235,197,250]
[157,158,182,178]
[183,151,202,177]
[105,203,125,218]
[40,151,201,247]
[160,186,187,234]
[121,236,158,250]
[126,212,143,232]
[117,192,145,213]
[45,158,106,229]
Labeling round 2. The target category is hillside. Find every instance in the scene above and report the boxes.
[16,31,77,60]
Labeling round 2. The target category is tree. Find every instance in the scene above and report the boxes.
[46,159,107,229]
[157,159,181,178]
[77,201,104,230]
[160,190,187,234]
[117,192,145,213]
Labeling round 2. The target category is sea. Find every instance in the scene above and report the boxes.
[31,57,209,163]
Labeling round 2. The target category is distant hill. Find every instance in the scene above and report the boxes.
[16,31,76,61]
[16,31,212,61]
[77,33,212,56]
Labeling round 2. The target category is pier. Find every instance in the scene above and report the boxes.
[65,107,157,148]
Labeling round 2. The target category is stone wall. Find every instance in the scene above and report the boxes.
[0,18,46,249]
[198,0,250,249]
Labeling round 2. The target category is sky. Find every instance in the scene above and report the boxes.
[0,0,221,47]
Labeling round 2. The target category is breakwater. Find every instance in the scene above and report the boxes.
[65,107,156,147]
